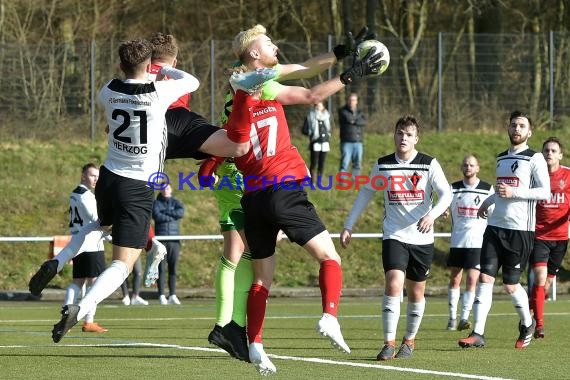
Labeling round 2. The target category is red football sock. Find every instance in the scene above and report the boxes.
[533,285,545,326]
[247,284,269,344]
[145,225,155,251]
[319,260,342,317]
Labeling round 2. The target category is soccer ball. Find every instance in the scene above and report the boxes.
[356,40,390,75]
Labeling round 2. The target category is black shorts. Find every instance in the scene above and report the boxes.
[382,239,434,282]
[241,184,326,260]
[165,108,219,160]
[447,248,481,270]
[95,166,153,249]
[480,226,534,285]
[72,250,105,278]
[530,239,568,276]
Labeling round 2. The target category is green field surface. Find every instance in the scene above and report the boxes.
[1,296,567,380]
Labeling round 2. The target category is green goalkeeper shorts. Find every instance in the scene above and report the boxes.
[214,160,244,231]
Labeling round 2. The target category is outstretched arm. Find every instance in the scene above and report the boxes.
[278,26,376,81]
[275,47,385,106]
[277,52,337,81]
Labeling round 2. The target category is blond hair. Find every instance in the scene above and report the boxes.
[232,24,266,60]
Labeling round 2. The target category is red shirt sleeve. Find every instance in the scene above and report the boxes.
[226,90,251,144]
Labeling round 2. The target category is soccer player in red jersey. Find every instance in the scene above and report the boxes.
[222,24,384,375]
[529,137,570,338]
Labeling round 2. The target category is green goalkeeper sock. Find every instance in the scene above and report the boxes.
[232,252,253,327]
[215,255,236,326]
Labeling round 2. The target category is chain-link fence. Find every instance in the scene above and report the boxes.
[1,32,570,140]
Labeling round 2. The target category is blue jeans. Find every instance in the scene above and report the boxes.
[339,142,363,176]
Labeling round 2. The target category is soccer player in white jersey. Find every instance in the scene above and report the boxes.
[28,34,259,299]
[29,45,272,308]
[341,115,452,360]
[529,137,570,339]
[65,163,107,334]
[458,110,550,349]
[47,38,202,342]
[444,155,494,331]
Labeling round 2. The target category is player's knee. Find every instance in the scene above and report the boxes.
[502,271,521,291]
[503,283,518,294]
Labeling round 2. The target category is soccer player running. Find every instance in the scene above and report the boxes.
[458,110,550,349]
[221,24,384,375]
[341,115,452,361]
[444,155,494,331]
[529,137,570,339]
[48,38,202,342]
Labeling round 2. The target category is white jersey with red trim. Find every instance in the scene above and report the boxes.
[69,184,103,251]
[449,179,494,248]
[99,67,198,182]
[344,151,452,245]
[488,146,550,231]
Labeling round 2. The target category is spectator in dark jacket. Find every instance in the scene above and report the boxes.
[152,184,184,305]
[303,101,332,182]
[338,92,367,176]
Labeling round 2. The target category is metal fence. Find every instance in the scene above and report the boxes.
[2,32,570,139]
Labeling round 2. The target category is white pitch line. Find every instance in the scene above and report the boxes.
[268,353,513,380]
[0,342,513,380]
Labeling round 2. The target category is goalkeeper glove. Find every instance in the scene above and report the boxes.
[339,47,384,84]
[333,26,377,60]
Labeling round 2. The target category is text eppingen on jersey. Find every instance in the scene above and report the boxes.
[148,171,424,192]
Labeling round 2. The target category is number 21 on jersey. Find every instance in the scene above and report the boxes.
[112,109,148,144]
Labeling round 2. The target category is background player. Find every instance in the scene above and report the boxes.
[444,155,494,331]
[64,163,108,333]
[459,110,550,349]
[341,115,452,361]
[529,136,570,338]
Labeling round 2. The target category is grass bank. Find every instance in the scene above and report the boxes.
[2,126,569,291]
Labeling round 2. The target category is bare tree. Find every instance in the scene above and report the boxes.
[380,0,429,110]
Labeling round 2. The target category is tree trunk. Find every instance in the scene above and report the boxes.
[330,0,342,42]
[401,0,428,110]
[530,12,541,118]
[467,6,476,98]
[366,0,379,115]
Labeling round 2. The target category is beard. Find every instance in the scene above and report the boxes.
[261,56,279,68]
[509,134,528,145]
